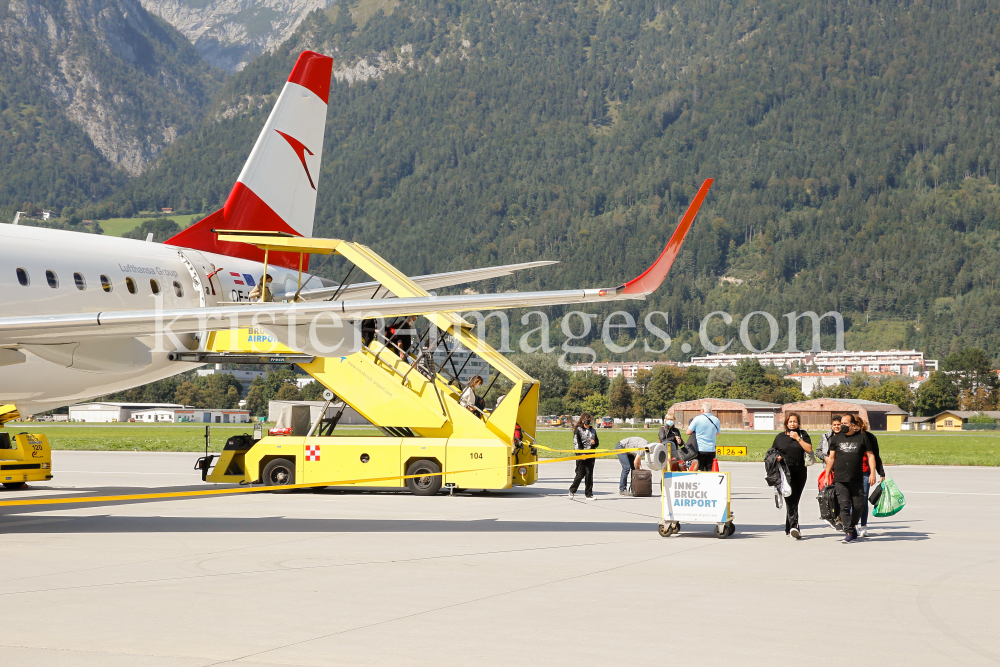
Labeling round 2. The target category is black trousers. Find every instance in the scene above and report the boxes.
[835,480,865,531]
[784,465,808,533]
[570,457,596,497]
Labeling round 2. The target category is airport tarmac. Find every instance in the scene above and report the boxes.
[0,451,998,667]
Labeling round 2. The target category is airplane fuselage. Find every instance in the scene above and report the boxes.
[0,224,322,414]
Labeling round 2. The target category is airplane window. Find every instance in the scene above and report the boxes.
[100,275,112,292]
[16,268,29,286]
[150,279,160,295]
[74,272,86,291]
[126,277,137,294]
[45,270,58,288]
[173,281,184,297]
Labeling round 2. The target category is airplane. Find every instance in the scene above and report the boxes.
[0,50,712,417]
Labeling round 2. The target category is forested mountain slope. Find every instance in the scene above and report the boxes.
[110,0,1000,360]
[0,0,222,213]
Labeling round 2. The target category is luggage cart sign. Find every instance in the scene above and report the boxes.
[661,472,729,523]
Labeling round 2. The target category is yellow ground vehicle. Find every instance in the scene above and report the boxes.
[0,405,53,489]
[193,234,538,494]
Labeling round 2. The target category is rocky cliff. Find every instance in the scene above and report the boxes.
[139,0,334,71]
[0,0,221,176]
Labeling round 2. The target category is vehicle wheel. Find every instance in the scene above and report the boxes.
[262,458,295,487]
[405,459,442,496]
[715,522,733,539]
[658,522,671,537]
[2,482,25,490]
[725,522,736,537]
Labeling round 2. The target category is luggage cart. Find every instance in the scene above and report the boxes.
[658,470,735,538]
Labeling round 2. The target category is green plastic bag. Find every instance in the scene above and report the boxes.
[873,478,905,517]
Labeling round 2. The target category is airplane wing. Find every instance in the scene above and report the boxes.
[0,179,711,346]
[295,260,559,301]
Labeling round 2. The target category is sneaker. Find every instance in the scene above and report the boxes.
[790,526,801,539]
[824,519,837,530]
[858,525,868,538]
[567,492,575,499]
[619,489,629,496]
[586,495,596,500]
[842,531,856,543]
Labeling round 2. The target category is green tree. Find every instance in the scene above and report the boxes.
[300,381,326,401]
[508,353,571,399]
[174,381,206,407]
[245,381,267,417]
[581,393,609,417]
[275,384,303,401]
[942,348,999,406]
[914,372,959,416]
[645,366,687,417]
[608,375,633,420]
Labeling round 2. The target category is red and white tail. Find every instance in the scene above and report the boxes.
[166,50,333,269]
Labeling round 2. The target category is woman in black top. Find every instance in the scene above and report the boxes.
[568,413,600,499]
[770,412,813,539]
[658,415,684,470]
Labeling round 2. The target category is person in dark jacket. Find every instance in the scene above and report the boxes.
[658,415,684,470]
[857,419,887,538]
[769,412,813,539]
[568,413,599,499]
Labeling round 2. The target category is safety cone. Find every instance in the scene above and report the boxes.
[711,458,720,472]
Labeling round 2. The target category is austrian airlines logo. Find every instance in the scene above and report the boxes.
[275,129,316,190]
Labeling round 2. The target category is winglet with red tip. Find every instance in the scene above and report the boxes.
[614,178,713,296]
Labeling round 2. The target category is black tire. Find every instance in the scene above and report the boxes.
[657,522,673,537]
[3,482,25,490]
[262,458,295,487]
[725,522,736,537]
[405,459,442,496]
[715,523,733,539]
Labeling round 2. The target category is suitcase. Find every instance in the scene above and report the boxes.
[818,484,839,524]
[631,469,653,497]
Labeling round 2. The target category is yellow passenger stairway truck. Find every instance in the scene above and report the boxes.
[189,233,539,495]
[0,404,53,489]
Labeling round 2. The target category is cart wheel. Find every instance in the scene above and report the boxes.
[671,522,680,535]
[2,482,26,490]
[725,521,736,537]
[714,524,730,539]
[658,522,672,537]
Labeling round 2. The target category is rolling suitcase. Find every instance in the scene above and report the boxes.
[818,484,840,526]
[631,469,653,497]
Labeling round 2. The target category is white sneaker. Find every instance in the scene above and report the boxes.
[586,495,596,500]
[567,492,575,499]
[790,527,800,539]
[619,490,630,496]
[858,525,868,538]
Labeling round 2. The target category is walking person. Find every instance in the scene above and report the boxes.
[769,413,813,539]
[857,419,887,538]
[818,415,842,467]
[658,415,684,470]
[568,413,599,499]
[615,436,649,496]
[685,402,721,471]
[822,414,878,543]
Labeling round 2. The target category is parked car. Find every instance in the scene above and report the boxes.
[599,416,613,428]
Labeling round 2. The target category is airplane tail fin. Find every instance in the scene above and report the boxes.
[165,50,333,270]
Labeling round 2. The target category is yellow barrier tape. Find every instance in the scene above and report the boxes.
[533,444,648,454]
[0,448,647,509]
